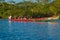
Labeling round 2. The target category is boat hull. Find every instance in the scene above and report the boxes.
[9,17,59,22]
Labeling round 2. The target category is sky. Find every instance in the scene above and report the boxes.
[5,0,54,3]
[5,0,36,3]
[5,0,23,3]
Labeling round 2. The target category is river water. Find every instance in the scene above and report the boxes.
[0,19,60,40]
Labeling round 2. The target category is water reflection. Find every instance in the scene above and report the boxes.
[48,22,60,40]
[2,20,60,40]
[48,22,58,24]
[35,22,46,24]
[8,20,12,32]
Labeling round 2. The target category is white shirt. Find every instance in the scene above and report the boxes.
[9,16,12,19]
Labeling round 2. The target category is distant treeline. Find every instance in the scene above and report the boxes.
[0,0,60,18]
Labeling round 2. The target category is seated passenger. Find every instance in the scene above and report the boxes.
[17,16,20,20]
[23,17,27,20]
[8,15,12,20]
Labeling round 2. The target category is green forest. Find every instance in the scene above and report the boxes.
[0,0,60,18]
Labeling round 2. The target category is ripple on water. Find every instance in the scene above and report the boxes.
[0,20,60,40]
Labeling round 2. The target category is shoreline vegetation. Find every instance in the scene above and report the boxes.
[0,0,60,19]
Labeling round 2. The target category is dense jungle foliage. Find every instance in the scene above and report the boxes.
[0,0,60,18]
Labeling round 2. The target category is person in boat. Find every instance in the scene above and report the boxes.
[20,16,23,20]
[14,16,17,21]
[27,16,31,20]
[8,15,12,20]
[23,16,27,20]
[17,16,20,20]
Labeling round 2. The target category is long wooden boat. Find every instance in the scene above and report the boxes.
[36,16,59,22]
[9,16,59,22]
[9,19,33,22]
[9,18,46,22]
